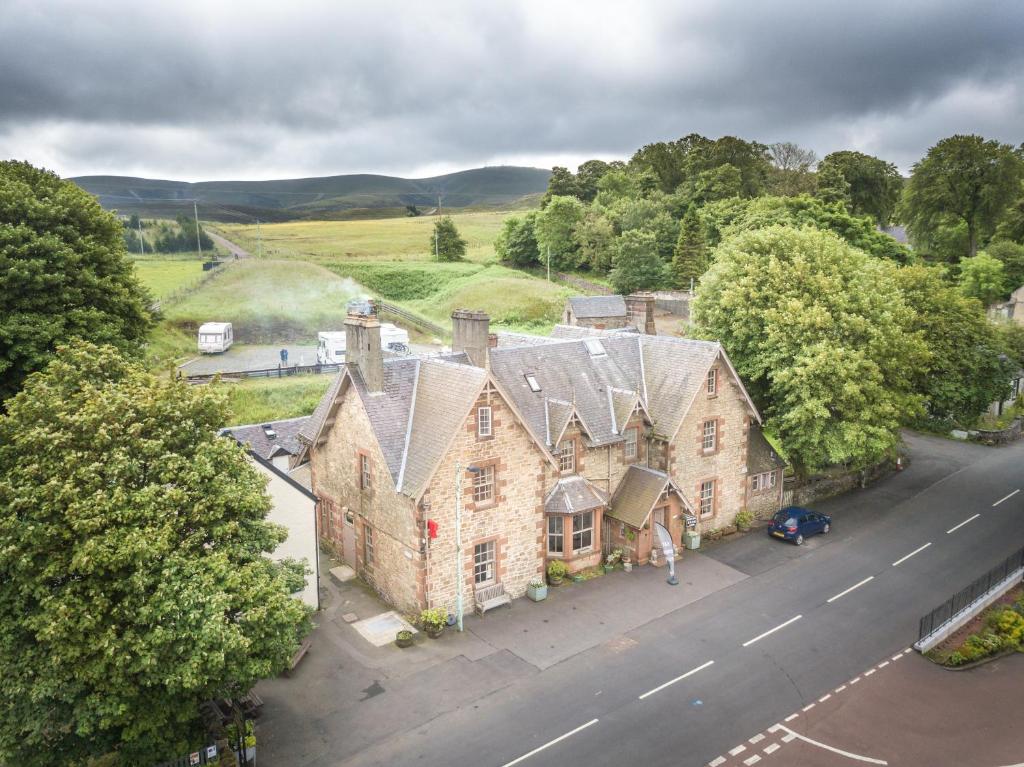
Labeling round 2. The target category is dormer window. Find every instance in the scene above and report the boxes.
[707,368,717,395]
[557,440,576,473]
[477,406,492,438]
[525,374,541,392]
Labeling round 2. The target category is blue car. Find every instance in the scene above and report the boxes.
[768,506,831,545]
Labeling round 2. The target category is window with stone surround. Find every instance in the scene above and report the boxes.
[359,452,371,490]
[699,480,715,517]
[572,510,593,552]
[477,406,492,438]
[751,471,777,491]
[624,428,638,461]
[474,540,496,585]
[557,439,575,473]
[473,465,495,503]
[547,516,564,554]
[702,420,717,452]
[707,368,717,395]
[364,524,374,567]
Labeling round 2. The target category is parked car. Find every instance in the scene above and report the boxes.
[767,506,831,545]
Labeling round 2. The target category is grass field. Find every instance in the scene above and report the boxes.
[163,259,363,343]
[218,375,334,425]
[133,259,207,300]
[218,210,512,263]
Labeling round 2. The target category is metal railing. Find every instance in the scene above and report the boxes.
[186,362,341,384]
[918,544,1024,642]
[375,300,447,338]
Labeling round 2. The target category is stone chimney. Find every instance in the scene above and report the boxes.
[625,292,656,335]
[451,309,490,367]
[345,300,384,392]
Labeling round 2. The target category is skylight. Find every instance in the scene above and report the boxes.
[525,374,541,392]
[583,338,606,357]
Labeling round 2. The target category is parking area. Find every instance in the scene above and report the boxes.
[708,651,1024,767]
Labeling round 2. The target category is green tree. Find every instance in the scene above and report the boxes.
[689,163,743,204]
[893,264,1014,427]
[430,215,467,261]
[958,252,1007,305]
[573,209,616,273]
[985,240,1024,291]
[694,226,927,475]
[494,213,540,268]
[767,142,818,197]
[541,166,579,207]
[0,344,311,766]
[670,205,708,288]
[575,160,611,202]
[0,160,153,405]
[152,213,214,253]
[994,184,1024,242]
[818,151,902,225]
[903,135,1024,258]
[610,229,665,294]
[814,162,852,209]
[535,195,585,271]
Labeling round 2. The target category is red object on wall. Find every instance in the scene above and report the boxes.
[427,519,439,539]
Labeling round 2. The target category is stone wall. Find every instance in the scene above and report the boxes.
[670,358,753,533]
[421,388,549,614]
[746,472,784,520]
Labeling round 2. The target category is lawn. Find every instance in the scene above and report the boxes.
[163,259,364,344]
[217,210,513,263]
[133,258,207,300]
[217,375,335,425]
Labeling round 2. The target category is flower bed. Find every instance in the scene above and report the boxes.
[926,586,1024,667]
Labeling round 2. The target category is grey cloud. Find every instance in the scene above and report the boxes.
[1,0,1022,179]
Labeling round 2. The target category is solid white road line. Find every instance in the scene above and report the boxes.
[776,725,888,765]
[637,660,714,700]
[500,719,600,767]
[892,542,931,566]
[827,576,874,603]
[947,513,980,534]
[993,489,1020,507]
[742,615,802,647]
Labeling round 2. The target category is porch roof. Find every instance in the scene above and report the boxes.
[606,465,686,528]
[544,475,608,516]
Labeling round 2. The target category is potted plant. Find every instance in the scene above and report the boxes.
[395,629,414,648]
[622,551,633,572]
[419,607,447,639]
[735,509,753,532]
[227,720,256,763]
[547,559,567,586]
[527,577,548,602]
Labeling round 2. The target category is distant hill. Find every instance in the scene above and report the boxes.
[71,166,551,222]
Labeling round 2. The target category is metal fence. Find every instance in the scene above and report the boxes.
[376,300,447,338]
[152,743,219,767]
[186,362,341,384]
[918,545,1024,642]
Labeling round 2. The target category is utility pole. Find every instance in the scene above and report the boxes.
[256,218,263,258]
[193,201,203,257]
[137,218,145,255]
[434,220,439,261]
[547,246,551,282]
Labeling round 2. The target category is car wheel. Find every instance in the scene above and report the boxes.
[795,534,804,546]
[823,523,830,534]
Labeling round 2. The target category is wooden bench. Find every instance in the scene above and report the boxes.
[474,583,511,615]
[285,637,312,676]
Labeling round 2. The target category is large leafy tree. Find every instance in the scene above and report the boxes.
[903,135,1024,259]
[670,205,708,288]
[818,151,902,225]
[767,142,818,197]
[610,229,665,294]
[0,160,153,405]
[0,345,312,766]
[541,166,579,207]
[892,265,1014,427]
[575,160,612,203]
[535,195,585,271]
[958,252,1007,305]
[985,240,1024,292]
[694,226,927,474]
[494,213,540,268]
[573,209,616,273]
[430,215,467,261]
[814,162,852,209]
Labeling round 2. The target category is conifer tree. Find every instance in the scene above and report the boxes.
[670,205,708,289]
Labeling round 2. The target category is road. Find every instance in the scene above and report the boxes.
[336,433,1024,767]
[207,229,252,258]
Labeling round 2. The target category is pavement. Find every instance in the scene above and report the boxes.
[178,345,321,375]
[254,431,1024,767]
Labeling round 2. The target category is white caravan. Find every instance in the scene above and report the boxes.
[197,322,233,353]
[316,324,410,364]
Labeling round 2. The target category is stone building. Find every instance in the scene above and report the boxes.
[298,302,779,616]
[562,293,656,334]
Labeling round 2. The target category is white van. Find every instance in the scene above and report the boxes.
[316,324,410,364]
[197,322,233,353]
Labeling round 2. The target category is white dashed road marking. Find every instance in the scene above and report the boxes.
[947,513,980,534]
[818,693,832,703]
[802,702,816,712]
[785,713,799,722]
[499,719,599,767]
[637,659,714,700]
[892,542,931,566]
[993,489,1020,507]
[775,725,888,764]
[827,576,874,603]
[742,615,803,647]
[729,744,747,756]
[835,685,847,693]
[749,733,765,744]
[743,755,761,765]
[764,743,780,755]
[708,757,725,767]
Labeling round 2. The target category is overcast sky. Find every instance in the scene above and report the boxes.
[2,0,1022,181]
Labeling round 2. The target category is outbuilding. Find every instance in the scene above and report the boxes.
[197,322,233,353]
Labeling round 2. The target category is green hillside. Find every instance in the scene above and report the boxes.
[72,166,551,222]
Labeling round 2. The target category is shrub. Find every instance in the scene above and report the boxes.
[419,608,447,631]
[988,607,1024,648]
[547,560,568,579]
[734,510,754,530]
[947,651,967,667]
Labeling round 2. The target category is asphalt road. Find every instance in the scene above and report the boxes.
[338,432,1024,767]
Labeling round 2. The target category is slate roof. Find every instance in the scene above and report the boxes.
[568,295,627,319]
[747,425,787,474]
[288,463,312,491]
[607,465,687,528]
[549,324,639,340]
[223,416,310,461]
[299,357,486,499]
[544,476,608,516]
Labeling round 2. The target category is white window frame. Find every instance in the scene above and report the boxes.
[477,406,492,438]
[707,368,717,395]
[473,465,495,503]
[474,540,496,585]
[702,420,717,452]
[572,511,593,553]
[557,439,575,473]
[752,471,777,492]
[525,374,541,392]
[364,525,374,567]
[547,516,564,554]
[360,453,371,489]
[624,428,638,461]
[699,480,715,517]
